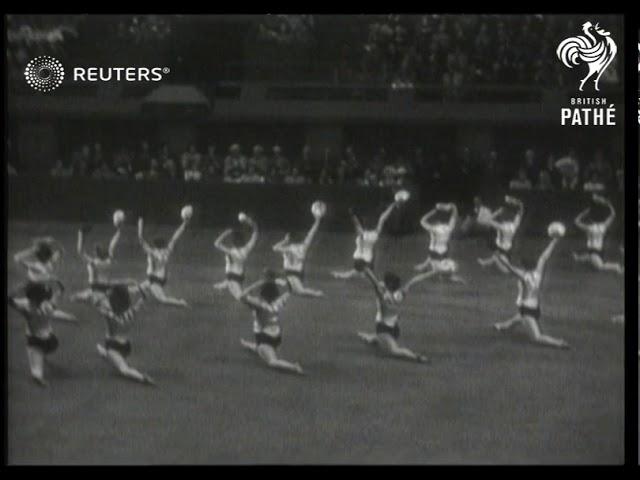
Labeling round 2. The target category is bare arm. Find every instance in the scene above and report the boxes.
[506,196,524,227]
[242,215,259,254]
[363,267,386,299]
[420,208,438,231]
[137,218,153,254]
[447,203,459,230]
[108,227,122,258]
[349,209,364,234]
[13,245,36,267]
[302,217,321,250]
[167,219,189,253]
[376,200,398,233]
[272,233,290,253]
[601,199,616,229]
[501,255,527,281]
[535,237,559,275]
[214,229,234,255]
[50,308,78,323]
[574,208,590,230]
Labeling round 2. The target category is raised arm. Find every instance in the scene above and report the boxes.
[599,197,616,229]
[302,216,322,250]
[500,255,527,281]
[108,226,122,258]
[419,207,438,231]
[535,237,560,275]
[13,245,36,267]
[574,208,590,231]
[167,219,189,253]
[349,208,364,234]
[214,228,234,255]
[241,214,259,254]
[506,196,524,226]
[363,266,386,299]
[376,200,398,233]
[272,233,291,253]
[447,203,459,230]
[137,218,153,253]
[50,308,78,323]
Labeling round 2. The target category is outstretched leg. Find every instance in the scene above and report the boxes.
[357,331,379,346]
[288,277,324,298]
[478,254,509,273]
[97,344,155,385]
[494,314,523,332]
[331,268,361,280]
[377,334,429,363]
[521,317,569,349]
[256,344,304,375]
[213,279,228,291]
[149,284,188,307]
[591,256,624,275]
[240,338,258,352]
[69,288,94,304]
[572,252,590,263]
[414,257,432,272]
[26,346,47,387]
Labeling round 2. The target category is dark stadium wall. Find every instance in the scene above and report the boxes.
[7,177,623,240]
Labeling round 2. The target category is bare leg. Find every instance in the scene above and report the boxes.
[256,344,304,375]
[494,314,522,332]
[521,317,569,349]
[332,268,361,279]
[149,284,188,307]
[446,273,467,284]
[98,344,155,385]
[357,331,379,346]
[240,338,258,352]
[26,346,47,387]
[213,279,228,291]
[377,334,429,363]
[70,288,94,303]
[572,252,590,263]
[227,281,243,301]
[288,277,324,298]
[414,258,432,272]
[591,256,624,275]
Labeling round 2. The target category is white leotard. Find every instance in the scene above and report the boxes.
[585,223,607,250]
[516,271,541,309]
[282,244,306,272]
[354,230,378,263]
[428,224,453,254]
[495,219,520,251]
[146,249,170,279]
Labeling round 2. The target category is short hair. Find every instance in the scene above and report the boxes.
[35,243,53,263]
[383,272,402,292]
[260,281,280,303]
[108,285,131,315]
[25,282,52,305]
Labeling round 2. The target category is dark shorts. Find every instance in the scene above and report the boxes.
[90,282,111,293]
[518,305,541,321]
[226,272,245,285]
[494,246,512,260]
[353,258,374,272]
[376,322,400,340]
[148,274,167,287]
[428,249,449,261]
[105,337,132,358]
[255,332,282,349]
[285,269,305,281]
[27,333,59,354]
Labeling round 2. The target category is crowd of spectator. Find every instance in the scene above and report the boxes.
[334,15,621,93]
[38,140,624,195]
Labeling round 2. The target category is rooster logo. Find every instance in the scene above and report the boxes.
[556,22,617,92]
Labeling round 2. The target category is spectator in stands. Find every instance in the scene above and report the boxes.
[284,167,307,185]
[92,158,116,180]
[184,156,203,182]
[181,145,201,176]
[509,167,533,190]
[583,171,606,193]
[92,143,105,174]
[536,169,553,191]
[135,140,152,176]
[300,144,316,182]
[113,148,134,178]
[159,145,177,179]
[202,145,223,181]
[522,149,538,184]
[318,148,336,185]
[270,145,290,182]
[240,163,265,184]
[337,146,359,184]
[50,159,73,178]
[224,144,247,183]
[71,144,91,177]
[248,145,269,177]
[584,150,613,189]
[555,151,580,191]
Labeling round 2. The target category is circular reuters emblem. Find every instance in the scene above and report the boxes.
[24,56,65,92]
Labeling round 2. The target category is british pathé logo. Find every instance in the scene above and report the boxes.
[556,21,617,92]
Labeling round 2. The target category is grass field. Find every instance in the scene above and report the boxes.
[7,221,624,464]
